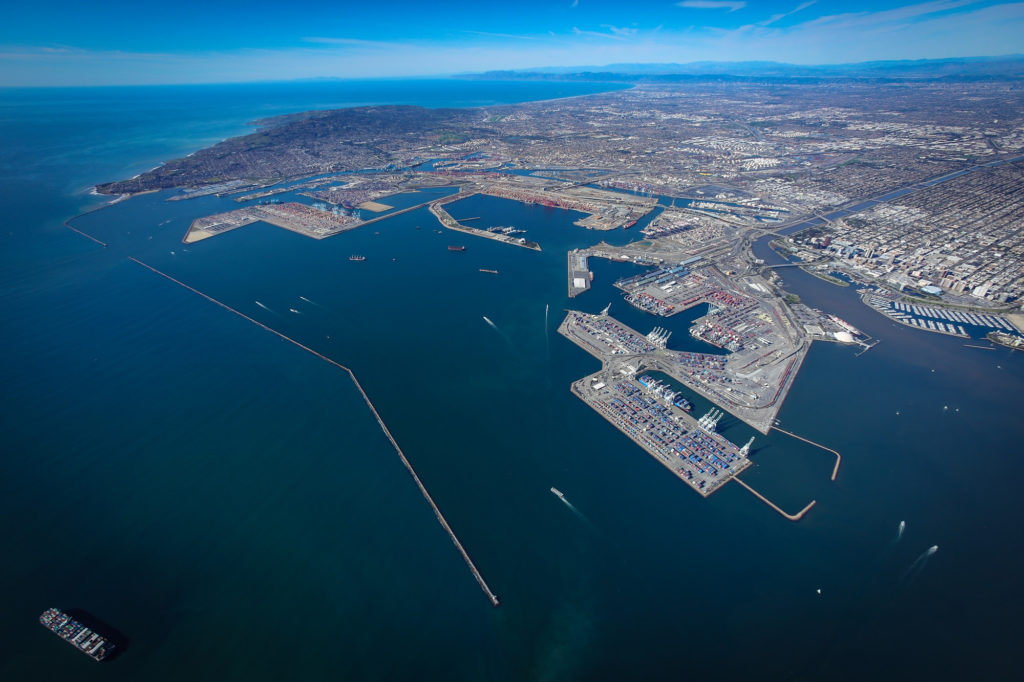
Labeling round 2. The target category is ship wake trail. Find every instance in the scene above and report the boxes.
[556,494,595,531]
[545,304,550,359]
[254,300,280,316]
[902,545,938,583]
[483,316,511,344]
[129,257,501,608]
[299,296,327,309]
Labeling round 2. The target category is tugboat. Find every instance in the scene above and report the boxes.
[349,255,366,261]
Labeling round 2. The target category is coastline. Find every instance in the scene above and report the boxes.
[87,80,631,199]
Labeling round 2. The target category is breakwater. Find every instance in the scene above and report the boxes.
[128,257,501,607]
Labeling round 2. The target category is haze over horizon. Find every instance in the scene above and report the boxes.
[3,0,1024,86]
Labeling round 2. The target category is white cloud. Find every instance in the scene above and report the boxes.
[604,25,639,38]
[3,1,1023,86]
[572,26,630,40]
[761,1,817,26]
[795,0,980,31]
[301,37,402,48]
[677,1,747,11]
[464,31,538,41]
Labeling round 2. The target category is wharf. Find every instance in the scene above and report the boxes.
[571,370,752,498]
[429,194,541,251]
[567,250,592,298]
[558,298,807,435]
[184,196,445,243]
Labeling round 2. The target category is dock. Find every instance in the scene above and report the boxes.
[183,196,447,244]
[429,193,542,251]
[571,372,753,498]
[567,249,592,298]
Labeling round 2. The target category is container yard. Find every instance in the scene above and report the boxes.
[572,369,752,497]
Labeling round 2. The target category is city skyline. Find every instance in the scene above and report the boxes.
[2,0,1024,86]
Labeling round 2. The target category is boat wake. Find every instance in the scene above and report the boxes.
[553,488,594,529]
[902,545,938,583]
[254,300,279,316]
[545,303,550,358]
[483,316,511,344]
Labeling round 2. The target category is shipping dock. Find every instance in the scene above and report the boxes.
[572,367,753,497]
[558,308,819,517]
[39,608,114,662]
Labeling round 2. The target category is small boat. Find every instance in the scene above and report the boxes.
[349,255,366,261]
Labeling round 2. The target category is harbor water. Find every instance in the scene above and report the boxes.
[2,80,1023,681]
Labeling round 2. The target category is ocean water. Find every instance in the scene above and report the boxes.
[2,80,1023,681]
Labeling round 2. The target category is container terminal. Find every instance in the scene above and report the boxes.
[558,291,808,436]
[559,308,830,516]
[572,367,751,497]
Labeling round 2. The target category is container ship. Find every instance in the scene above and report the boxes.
[39,608,114,662]
[349,254,366,261]
[637,374,693,411]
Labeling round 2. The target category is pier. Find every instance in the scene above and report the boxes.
[429,193,541,251]
[567,249,592,298]
[128,257,501,607]
[773,426,842,481]
[733,477,816,521]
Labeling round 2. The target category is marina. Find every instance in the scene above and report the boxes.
[862,291,1022,339]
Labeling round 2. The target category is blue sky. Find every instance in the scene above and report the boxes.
[2,1,1022,85]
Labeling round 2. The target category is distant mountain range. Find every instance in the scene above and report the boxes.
[465,55,1024,83]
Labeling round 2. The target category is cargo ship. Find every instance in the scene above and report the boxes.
[39,608,114,662]
[638,374,692,411]
[349,254,366,261]
[550,487,565,499]
[673,395,693,412]
[448,245,466,252]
